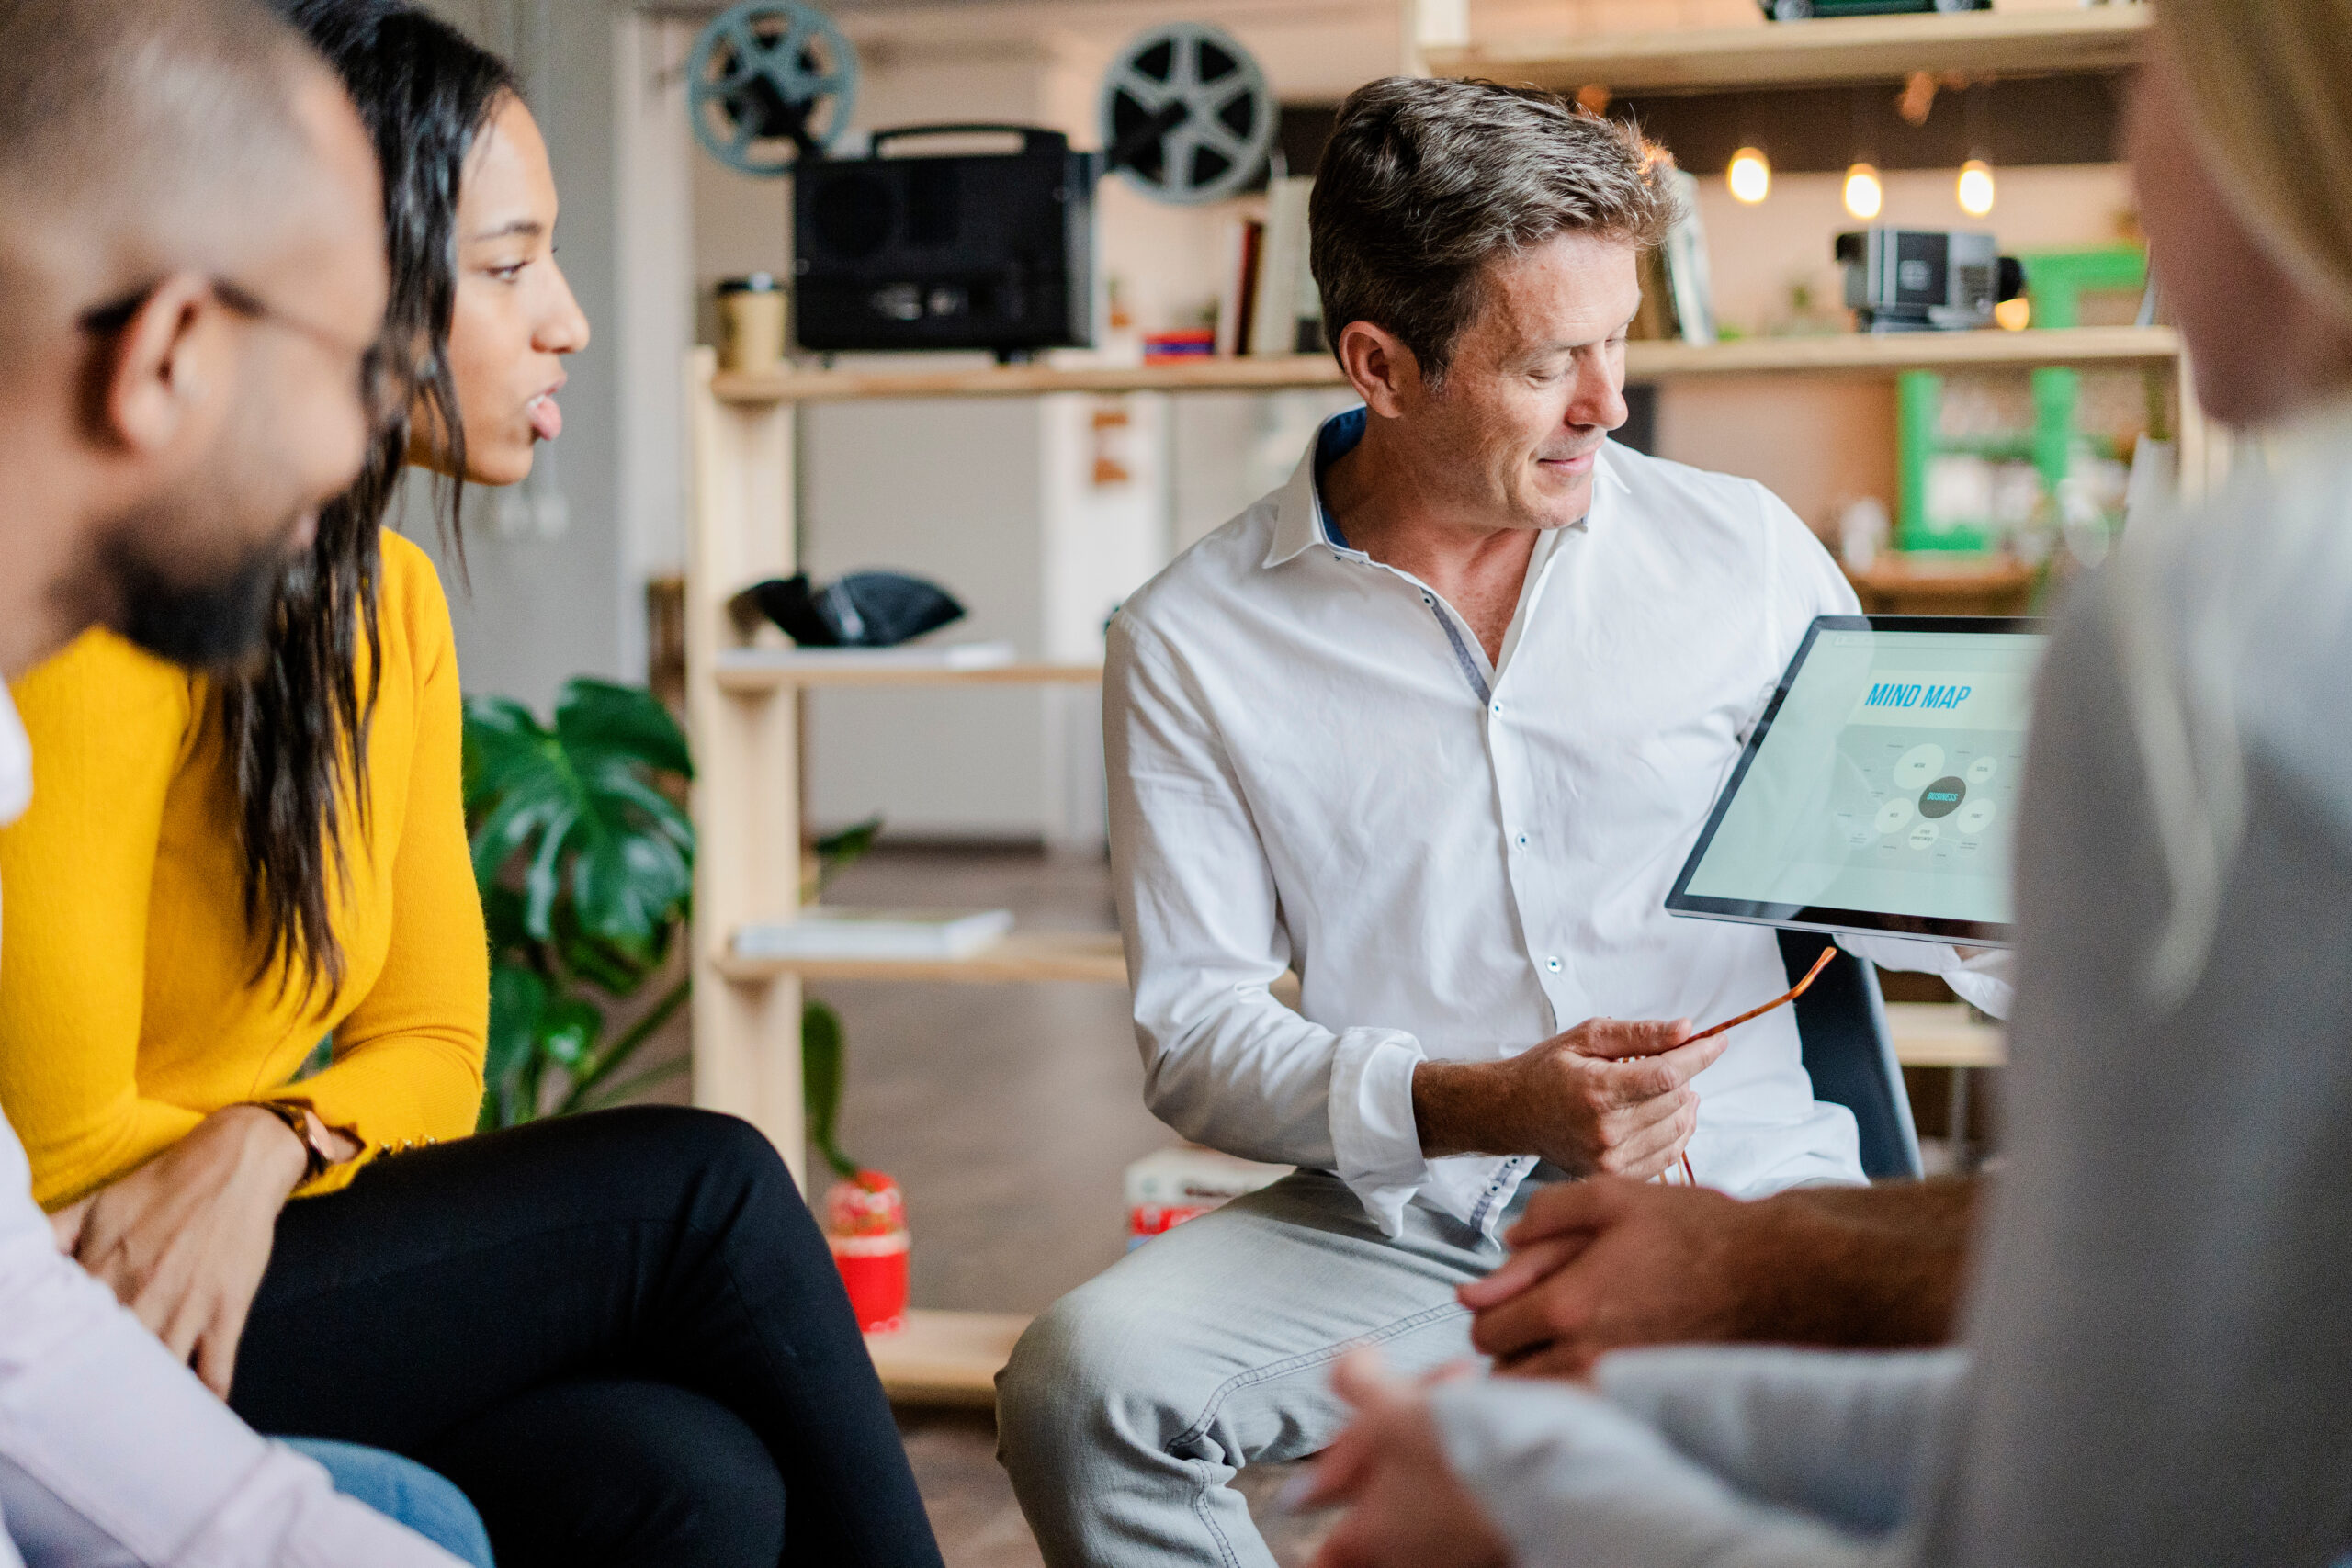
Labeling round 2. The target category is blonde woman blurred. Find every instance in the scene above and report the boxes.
[1300,5,2352,1565]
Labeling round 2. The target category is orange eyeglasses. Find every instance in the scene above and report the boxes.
[1665,945,1837,1187]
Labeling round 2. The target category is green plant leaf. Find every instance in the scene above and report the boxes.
[555,679,692,780]
[482,963,548,1130]
[560,976,690,1112]
[464,678,700,1132]
[537,994,604,1071]
[461,695,552,807]
[571,818,691,946]
[802,998,858,1179]
[814,815,884,894]
[481,884,531,957]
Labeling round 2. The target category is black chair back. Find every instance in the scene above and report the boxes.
[1779,930,1922,1180]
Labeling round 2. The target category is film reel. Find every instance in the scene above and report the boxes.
[688,0,859,175]
[1098,22,1275,206]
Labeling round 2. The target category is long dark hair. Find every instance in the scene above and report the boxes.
[231,0,515,993]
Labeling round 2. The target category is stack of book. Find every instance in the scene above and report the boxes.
[734,908,1017,962]
[1632,167,1717,345]
[1216,175,1324,358]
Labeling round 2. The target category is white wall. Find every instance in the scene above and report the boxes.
[410,0,630,714]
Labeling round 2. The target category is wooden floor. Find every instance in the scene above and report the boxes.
[898,1408,1327,1568]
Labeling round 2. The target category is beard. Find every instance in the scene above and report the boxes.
[81,384,316,671]
[97,520,296,670]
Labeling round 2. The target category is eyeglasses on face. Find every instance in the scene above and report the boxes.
[77,276,409,433]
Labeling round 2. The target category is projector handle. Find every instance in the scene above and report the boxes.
[865,123,1069,158]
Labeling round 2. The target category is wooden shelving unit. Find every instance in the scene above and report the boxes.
[1424,6,2151,95]
[713,656,1102,694]
[682,3,2192,1395]
[1885,1002,2005,1070]
[718,929,1127,986]
[865,1310,1033,1406]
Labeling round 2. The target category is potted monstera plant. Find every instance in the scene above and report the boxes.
[462,679,886,1145]
[463,679,697,1128]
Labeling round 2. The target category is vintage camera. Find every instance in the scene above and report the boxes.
[1837,228,2025,332]
[793,124,1097,360]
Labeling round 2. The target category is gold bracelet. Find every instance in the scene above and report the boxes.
[249,1101,333,1184]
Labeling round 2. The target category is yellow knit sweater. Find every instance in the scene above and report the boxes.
[0,532,488,1208]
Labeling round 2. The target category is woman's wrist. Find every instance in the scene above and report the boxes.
[238,1101,356,1187]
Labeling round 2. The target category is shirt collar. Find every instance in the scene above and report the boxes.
[0,682,28,829]
[1265,406,1366,568]
[1264,406,1632,570]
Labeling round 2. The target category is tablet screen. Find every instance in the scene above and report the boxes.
[1668,617,2047,944]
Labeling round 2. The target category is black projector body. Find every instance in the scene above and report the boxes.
[792,124,1097,358]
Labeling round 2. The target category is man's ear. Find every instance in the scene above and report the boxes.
[100,275,227,457]
[1333,320,1421,420]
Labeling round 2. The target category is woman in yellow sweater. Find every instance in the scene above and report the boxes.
[0,6,939,1567]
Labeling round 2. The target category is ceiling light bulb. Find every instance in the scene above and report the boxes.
[1843,163,1883,220]
[1726,146,1771,205]
[1957,159,1996,218]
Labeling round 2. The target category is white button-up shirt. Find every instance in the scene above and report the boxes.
[0,682,457,1567]
[1106,410,1865,1237]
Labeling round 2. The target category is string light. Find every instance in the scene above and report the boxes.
[1995,297,2031,331]
[1957,158,1996,218]
[1843,162,1883,220]
[1726,146,1771,205]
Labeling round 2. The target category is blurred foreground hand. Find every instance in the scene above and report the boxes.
[1299,1350,1510,1568]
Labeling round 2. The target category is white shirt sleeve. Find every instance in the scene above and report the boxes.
[1427,1376,1883,1568]
[1105,615,1432,1232]
[0,1121,462,1568]
[1428,1348,1965,1568]
[1838,935,2016,1021]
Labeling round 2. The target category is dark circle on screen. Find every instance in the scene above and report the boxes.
[1917,776,1967,819]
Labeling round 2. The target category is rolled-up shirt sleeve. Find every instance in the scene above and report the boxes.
[1106,615,1432,1225]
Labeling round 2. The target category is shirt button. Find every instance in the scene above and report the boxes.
[1491,701,1504,715]
[1515,833,1529,849]
[1544,956,1562,973]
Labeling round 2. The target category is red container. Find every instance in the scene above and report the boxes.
[825,1171,910,1334]
[831,1232,910,1333]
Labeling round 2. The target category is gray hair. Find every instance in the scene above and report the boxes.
[1307,76,1679,384]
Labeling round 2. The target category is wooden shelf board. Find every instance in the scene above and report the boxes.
[714,355,1346,404]
[709,329,2177,405]
[1624,326,2177,378]
[716,659,1102,693]
[1886,1001,2006,1069]
[1426,6,2150,95]
[867,1308,1030,1406]
[1846,555,2034,595]
[720,928,1127,985]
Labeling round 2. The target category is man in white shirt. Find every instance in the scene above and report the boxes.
[0,0,463,1561]
[997,77,1881,1568]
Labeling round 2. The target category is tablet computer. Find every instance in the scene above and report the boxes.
[1666,615,2047,947]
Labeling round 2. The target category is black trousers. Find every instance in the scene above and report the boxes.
[228,1106,943,1568]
